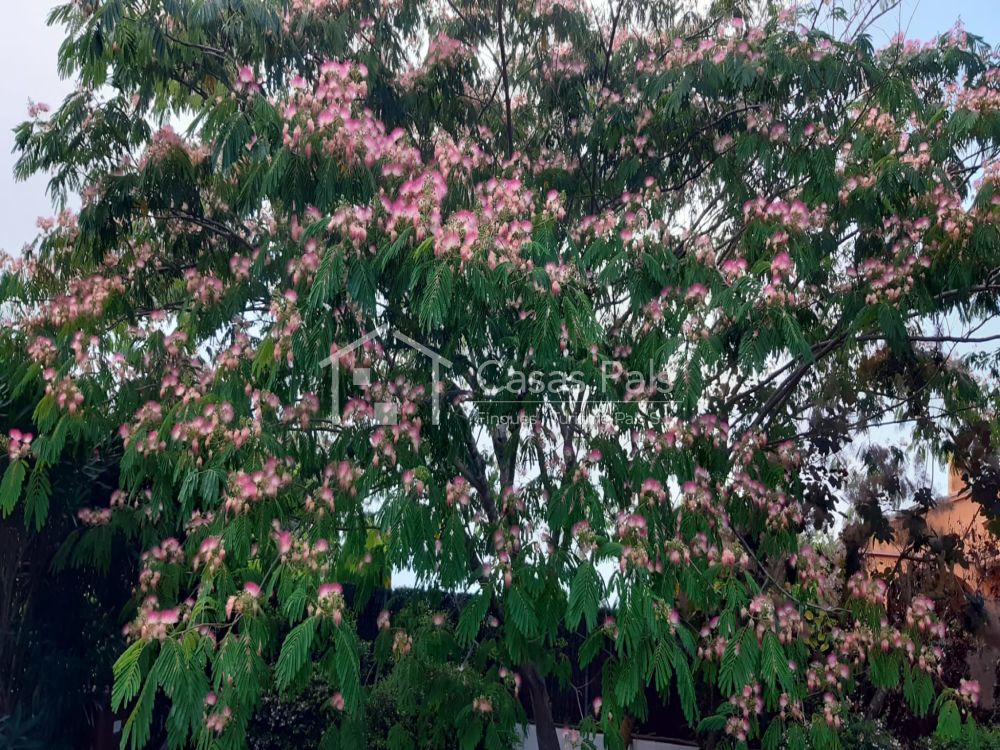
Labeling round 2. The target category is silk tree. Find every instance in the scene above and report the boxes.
[4,0,1000,748]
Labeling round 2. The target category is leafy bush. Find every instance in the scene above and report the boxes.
[826,716,903,750]
[247,677,333,750]
[918,725,1000,750]
[0,712,47,750]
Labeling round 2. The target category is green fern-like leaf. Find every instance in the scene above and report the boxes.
[112,639,148,712]
[275,617,316,690]
[0,459,26,516]
[120,675,156,750]
[456,593,489,646]
[671,643,698,724]
[935,699,962,739]
[506,587,539,638]
[335,626,361,712]
[760,631,791,689]
[566,561,601,631]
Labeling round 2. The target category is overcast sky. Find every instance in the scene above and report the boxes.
[0,3,72,255]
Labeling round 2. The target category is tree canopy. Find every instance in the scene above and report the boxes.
[4,0,1000,748]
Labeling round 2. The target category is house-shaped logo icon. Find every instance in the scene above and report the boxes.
[320,324,452,426]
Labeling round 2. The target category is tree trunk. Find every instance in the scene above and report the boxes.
[0,523,25,716]
[522,663,560,750]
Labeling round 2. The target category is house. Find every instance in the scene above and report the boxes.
[864,462,1000,710]
[865,463,1000,596]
